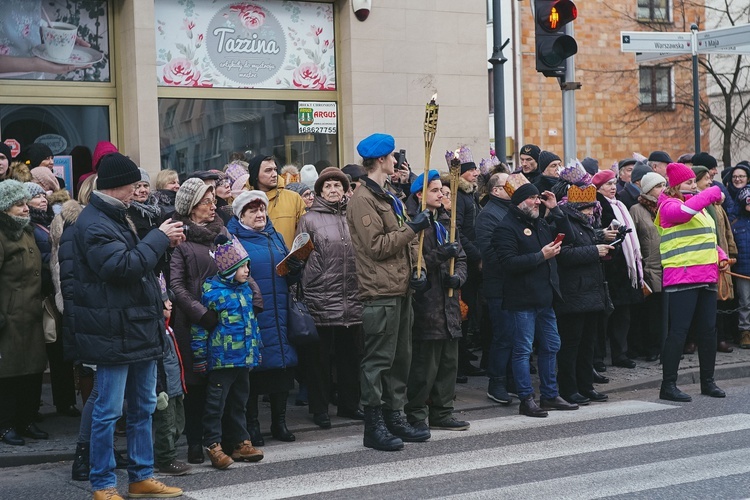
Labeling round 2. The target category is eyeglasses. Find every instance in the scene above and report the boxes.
[733,175,747,180]
[303,192,315,198]
[197,198,216,206]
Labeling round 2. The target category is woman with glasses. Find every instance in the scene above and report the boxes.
[724,163,750,348]
[284,182,315,211]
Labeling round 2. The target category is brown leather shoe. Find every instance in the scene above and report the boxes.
[127,477,182,498]
[718,341,734,353]
[540,396,579,411]
[231,440,264,462]
[92,487,123,500]
[205,443,234,470]
[519,395,548,418]
[741,331,750,349]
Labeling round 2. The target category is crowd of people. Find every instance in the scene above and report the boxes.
[0,135,747,499]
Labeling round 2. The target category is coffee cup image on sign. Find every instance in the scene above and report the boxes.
[41,21,78,62]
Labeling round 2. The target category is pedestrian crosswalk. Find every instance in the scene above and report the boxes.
[178,400,750,499]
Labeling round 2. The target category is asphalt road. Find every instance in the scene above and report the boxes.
[3,378,750,499]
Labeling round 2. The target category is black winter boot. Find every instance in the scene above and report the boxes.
[363,406,403,451]
[659,382,692,402]
[246,395,265,446]
[700,378,726,398]
[269,392,295,442]
[382,409,430,442]
[71,442,90,481]
[487,377,512,404]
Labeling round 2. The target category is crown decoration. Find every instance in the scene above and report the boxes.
[557,159,592,187]
[457,145,474,165]
[479,156,501,175]
[503,172,530,197]
[213,235,249,276]
[445,150,460,168]
[158,272,168,298]
[567,184,597,204]
[633,152,648,163]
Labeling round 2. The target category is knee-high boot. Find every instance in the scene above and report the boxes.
[246,394,264,446]
[269,392,295,442]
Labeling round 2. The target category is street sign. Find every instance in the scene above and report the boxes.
[621,31,692,53]
[697,24,750,51]
[634,52,686,64]
[3,139,20,158]
[703,45,750,55]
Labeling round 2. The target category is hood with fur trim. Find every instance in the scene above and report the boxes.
[458,176,477,194]
[50,200,83,312]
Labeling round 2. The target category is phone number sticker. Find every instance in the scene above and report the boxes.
[298,126,337,134]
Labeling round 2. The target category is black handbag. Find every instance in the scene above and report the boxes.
[287,284,319,346]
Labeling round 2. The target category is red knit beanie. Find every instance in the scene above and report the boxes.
[666,162,695,188]
[592,169,615,188]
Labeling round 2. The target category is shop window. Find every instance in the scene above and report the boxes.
[639,66,674,111]
[637,0,671,23]
[158,98,339,174]
[0,0,111,82]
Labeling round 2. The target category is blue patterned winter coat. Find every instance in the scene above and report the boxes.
[191,275,261,372]
[227,217,298,371]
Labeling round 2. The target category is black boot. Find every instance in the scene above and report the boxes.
[71,442,89,481]
[382,409,430,442]
[187,444,205,464]
[269,392,295,442]
[700,379,726,398]
[363,406,403,451]
[246,395,265,446]
[113,447,128,469]
[659,382,692,402]
[487,377,512,404]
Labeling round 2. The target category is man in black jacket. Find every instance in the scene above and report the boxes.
[494,183,578,417]
[72,153,185,499]
[475,173,514,404]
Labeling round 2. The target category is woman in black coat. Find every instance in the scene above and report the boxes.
[555,183,611,405]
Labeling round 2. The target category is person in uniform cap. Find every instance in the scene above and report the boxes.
[648,151,672,178]
[519,144,541,183]
[347,132,432,451]
[71,152,185,499]
[616,158,638,194]
[617,161,652,209]
[494,182,577,417]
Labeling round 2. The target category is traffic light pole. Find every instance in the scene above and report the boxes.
[561,23,578,162]
[489,0,509,162]
[691,23,701,154]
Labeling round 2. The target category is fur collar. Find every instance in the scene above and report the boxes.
[48,189,71,207]
[0,211,32,241]
[171,211,225,245]
[59,200,83,226]
[458,176,476,194]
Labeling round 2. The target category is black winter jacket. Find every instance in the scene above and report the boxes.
[455,178,482,264]
[475,195,511,298]
[616,182,640,210]
[494,205,569,311]
[554,206,606,315]
[72,193,171,365]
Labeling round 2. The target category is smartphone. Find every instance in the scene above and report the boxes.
[395,149,406,171]
[610,237,625,247]
[553,233,565,245]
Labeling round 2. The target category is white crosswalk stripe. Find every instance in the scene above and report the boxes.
[184,401,750,500]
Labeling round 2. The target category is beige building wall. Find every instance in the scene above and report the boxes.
[336,0,490,169]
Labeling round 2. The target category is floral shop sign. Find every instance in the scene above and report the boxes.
[155,0,335,90]
[298,101,337,134]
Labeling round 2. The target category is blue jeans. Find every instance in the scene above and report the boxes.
[510,307,561,400]
[486,297,514,380]
[90,360,157,491]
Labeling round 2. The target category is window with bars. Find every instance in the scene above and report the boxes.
[637,0,671,22]
[639,66,674,110]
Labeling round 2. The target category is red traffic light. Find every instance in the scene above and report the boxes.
[537,0,577,33]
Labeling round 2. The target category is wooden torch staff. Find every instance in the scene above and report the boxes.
[447,157,461,297]
[416,94,439,274]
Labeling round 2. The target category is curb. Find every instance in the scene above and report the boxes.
[604,361,750,394]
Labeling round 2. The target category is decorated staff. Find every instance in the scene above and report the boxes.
[445,150,461,297]
[417,94,439,274]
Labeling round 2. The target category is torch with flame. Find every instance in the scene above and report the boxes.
[416,94,439,274]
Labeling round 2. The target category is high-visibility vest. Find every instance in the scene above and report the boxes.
[655,207,717,269]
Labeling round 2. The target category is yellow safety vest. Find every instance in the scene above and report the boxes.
[655,207,717,269]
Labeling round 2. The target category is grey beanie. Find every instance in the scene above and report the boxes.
[24,182,46,199]
[175,178,212,216]
[138,168,151,185]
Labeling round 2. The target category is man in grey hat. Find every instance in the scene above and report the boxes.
[617,162,652,209]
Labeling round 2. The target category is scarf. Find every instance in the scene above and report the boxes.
[433,219,448,245]
[386,191,407,228]
[637,194,658,220]
[604,196,644,289]
[130,196,162,222]
[29,206,54,227]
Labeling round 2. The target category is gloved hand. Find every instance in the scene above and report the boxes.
[286,256,305,274]
[436,242,460,262]
[193,361,207,375]
[406,209,431,233]
[156,391,169,411]
[409,268,429,292]
[198,309,219,331]
[443,273,461,289]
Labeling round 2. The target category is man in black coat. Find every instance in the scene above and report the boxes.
[72,153,185,499]
[494,183,578,417]
[475,172,514,404]
[616,162,652,209]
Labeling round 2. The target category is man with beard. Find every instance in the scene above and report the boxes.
[493,183,577,417]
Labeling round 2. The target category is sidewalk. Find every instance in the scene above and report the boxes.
[2,347,749,468]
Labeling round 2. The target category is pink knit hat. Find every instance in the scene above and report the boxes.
[92,141,118,171]
[592,169,616,188]
[666,162,695,187]
[30,166,60,193]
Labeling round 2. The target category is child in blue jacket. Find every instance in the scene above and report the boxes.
[192,235,263,469]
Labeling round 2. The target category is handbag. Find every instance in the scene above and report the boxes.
[42,295,61,343]
[286,284,319,347]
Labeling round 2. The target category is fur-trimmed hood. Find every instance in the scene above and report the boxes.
[48,188,72,208]
[50,200,83,312]
[458,176,477,194]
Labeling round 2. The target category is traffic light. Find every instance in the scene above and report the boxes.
[535,0,578,77]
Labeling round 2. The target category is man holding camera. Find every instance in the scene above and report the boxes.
[493,183,577,418]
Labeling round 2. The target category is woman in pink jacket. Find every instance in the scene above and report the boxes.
[656,163,729,402]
